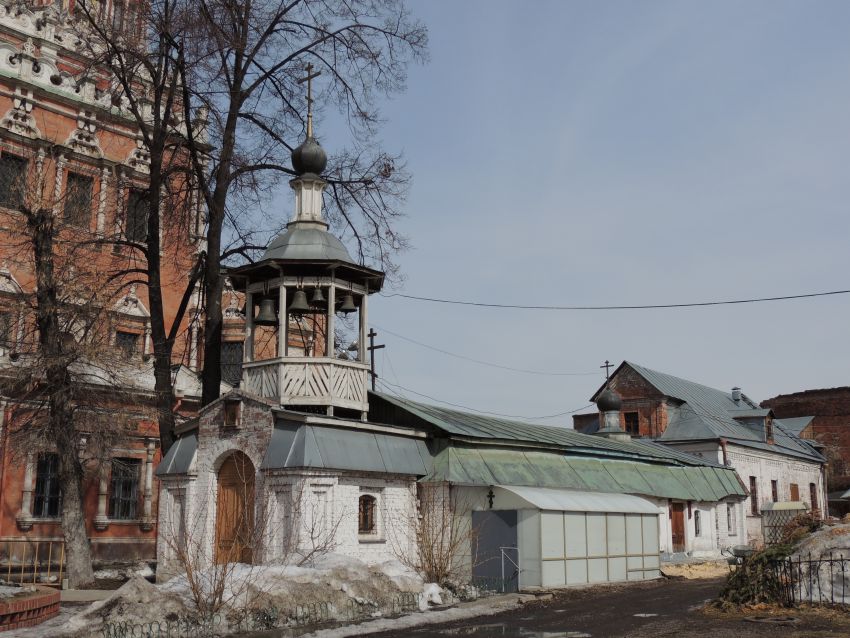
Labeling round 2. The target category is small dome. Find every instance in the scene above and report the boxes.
[597,387,622,412]
[291,136,327,175]
[261,226,354,263]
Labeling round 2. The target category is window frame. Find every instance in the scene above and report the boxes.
[108,457,141,521]
[358,494,378,536]
[749,476,759,516]
[63,171,94,228]
[0,153,28,211]
[693,510,701,537]
[790,483,800,501]
[33,453,62,519]
[125,188,149,243]
[810,482,819,514]
[771,479,778,503]
[115,330,139,359]
[623,412,639,436]
[726,502,737,536]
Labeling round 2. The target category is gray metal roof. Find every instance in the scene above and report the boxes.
[261,227,355,264]
[775,416,815,437]
[261,419,431,475]
[370,392,731,469]
[613,362,823,463]
[156,433,197,476]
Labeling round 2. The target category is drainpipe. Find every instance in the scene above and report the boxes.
[720,438,729,466]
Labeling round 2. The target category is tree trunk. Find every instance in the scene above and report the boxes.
[28,207,95,588]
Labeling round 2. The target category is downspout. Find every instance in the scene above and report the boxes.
[720,438,729,466]
[0,401,7,539]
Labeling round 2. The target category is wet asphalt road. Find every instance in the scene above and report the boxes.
[362,577,850,637]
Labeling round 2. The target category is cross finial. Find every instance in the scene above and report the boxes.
[600,359,613,380]
[297,62,322,138]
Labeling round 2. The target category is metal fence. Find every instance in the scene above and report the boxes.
[100,592,430,638]
[771,553,850,606]
[0,540,65,586]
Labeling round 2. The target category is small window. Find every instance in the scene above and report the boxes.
[766,418,774,443]
[63,173,93,228]
[115,331,139,359]
[109,458,140,520]
[810,483,819,515]
[358,494,376,534]
[0,154,27,210]
[0,311,12,348]
[694,510,701,537]
[749,476,759,515]
[33,454,61,518]
[223,399,240,427]
[771,480,778,503]
[727,503,737,535]
[126,189,148,242]
[790,483,800,501]
[624,412,639,436]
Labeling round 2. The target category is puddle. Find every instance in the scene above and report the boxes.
[633,613,658,617]
[440,626,591,637]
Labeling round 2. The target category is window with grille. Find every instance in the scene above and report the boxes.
[126,189,148,242]
[358,495,376,534]
[694,510,701,537]
[771,480,778,502]
[109,458,141,520]
[115,331,139,359]
[624,412,639,435]
[0,311,11,348]
[749,476,759,515]
[63,173,93,228]
[33,454,61,518]
[0,154,27,210]
[221,341,244,386]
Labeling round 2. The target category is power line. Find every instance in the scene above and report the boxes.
[380,287,850,311]
[371,324,598,377]
[375,377,594,421]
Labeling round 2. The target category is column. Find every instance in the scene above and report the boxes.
[244,291,254,362]
[140,440,155,531]
[93,461,110,531]
[326,283,335,357]
[52,154,66,216]
[97,167,109,235]
[359,293,368,364]
[277,284,287,358]
[15,453,34,531]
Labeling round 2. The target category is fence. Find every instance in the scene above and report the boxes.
[771,553,850,606]
[0,540,65,586]
[100,592,430,638]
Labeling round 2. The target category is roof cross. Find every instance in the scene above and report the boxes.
[600,359,613,380]
[297,62,322,138]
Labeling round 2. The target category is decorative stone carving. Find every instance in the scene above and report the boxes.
[66,109,102,157]
[114,284,151,318]
[0,87,40,138]
[223,277,244,319]
[126,135,150,174]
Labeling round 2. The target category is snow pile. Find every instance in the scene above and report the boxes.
[790,522,850,604]
[93,561,155,580]
[62,555,444,637]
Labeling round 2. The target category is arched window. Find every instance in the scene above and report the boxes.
[358,495,376,534]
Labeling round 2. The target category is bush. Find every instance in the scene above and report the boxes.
[716,545,793,606]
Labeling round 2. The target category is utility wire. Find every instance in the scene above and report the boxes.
[379,288,850,311]
[376,377,594,421]
[371,324,597,377]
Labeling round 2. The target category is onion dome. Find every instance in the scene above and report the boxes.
[291,136,327,176]
[597,387,622,412]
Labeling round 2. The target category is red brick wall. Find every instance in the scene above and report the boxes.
[607,366,670,437]
[762,388,850,488]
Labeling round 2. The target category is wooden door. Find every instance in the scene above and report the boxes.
[215,452,255,565]
[670,503,686,553]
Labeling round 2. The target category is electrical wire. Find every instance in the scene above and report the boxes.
[371,324,598,377]
[379,288,850,311]
[375,377,594,421]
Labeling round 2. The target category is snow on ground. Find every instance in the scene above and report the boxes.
[789,522,850,604]
[53,554,445,637]
[93,561,156,580]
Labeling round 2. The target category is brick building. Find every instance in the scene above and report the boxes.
[575,361,827,544]
[0,2,204,565]
[762,387,850,515]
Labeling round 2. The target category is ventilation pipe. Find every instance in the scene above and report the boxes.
[731,387,742,403]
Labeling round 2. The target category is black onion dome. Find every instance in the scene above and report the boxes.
[597,387,622,412]
[291,136,327,175]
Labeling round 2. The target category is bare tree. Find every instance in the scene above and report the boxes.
[0,152,155,587]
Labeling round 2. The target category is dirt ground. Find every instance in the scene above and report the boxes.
[363,577,850,637]
[660,559,731,579]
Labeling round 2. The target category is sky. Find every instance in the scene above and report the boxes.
[281,1,850,425]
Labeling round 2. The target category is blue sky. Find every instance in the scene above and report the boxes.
[297,1,850,423]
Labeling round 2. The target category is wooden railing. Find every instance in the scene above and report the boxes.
[242,357,369,412]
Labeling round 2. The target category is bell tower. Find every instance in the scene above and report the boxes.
[231,67,383,419]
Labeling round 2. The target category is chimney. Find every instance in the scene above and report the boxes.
[731,387,742,403]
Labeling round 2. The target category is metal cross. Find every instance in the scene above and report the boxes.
[367,328,385,392]
[297,62,322,137]
[600,359,614,380]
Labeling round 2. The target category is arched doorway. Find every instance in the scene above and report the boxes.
[215,451,255,564]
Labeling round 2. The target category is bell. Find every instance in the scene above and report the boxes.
[254,297,278,325]
[288,289,312,315]
[338,294,356,314]
[347,341,359,352]
[310,287,326,305]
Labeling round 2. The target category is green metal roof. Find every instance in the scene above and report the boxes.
[425,446,746,502]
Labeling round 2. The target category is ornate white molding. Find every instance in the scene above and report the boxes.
[126,135,150,174]
[114,284,150,319]
[65,108,102,157]
[0,86,39,138]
